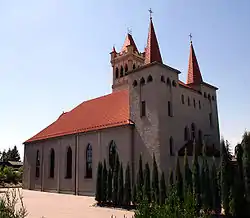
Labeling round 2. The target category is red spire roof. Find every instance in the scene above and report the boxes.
[121,33,139,53]
[187,42,203,84]
[144,18,162,64]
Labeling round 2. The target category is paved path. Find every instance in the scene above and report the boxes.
[2,189,134,218]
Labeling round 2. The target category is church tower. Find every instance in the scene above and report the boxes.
[110,33,145,92]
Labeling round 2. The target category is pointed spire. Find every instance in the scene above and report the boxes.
[187,39,203,85]
[144,14,163,64]
[121,33,138,53]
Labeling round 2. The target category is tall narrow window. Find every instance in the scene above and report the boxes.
[86,144,92,178]
[191,123,196,141]
[125,64,128,73]
[133,63,136,69]
[115,67,119,79]
[147,75,153,82]
[198,130,203,144]
[193,99,196,108]
[141,101,146,117]
[184,126,190,141]
[169,137,174,156]
[167,78,171,86]
[35,150,40,178]
[168,101,173,117]
[209,113,213,128]
[181,95,185,104]
[109,140,117,171]
[120,66,124,77]
[140,77,145,86]
[49,149,55,178]
[66,147,72,179]
[199,100,201,109]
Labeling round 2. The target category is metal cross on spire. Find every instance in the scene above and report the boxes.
[149,8,153,19]
[189,33,193,43]
[127,27,132,35]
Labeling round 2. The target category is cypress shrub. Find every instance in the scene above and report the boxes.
[95,162,103,204]
[175,156,183,202]
[118,163,124,206]
[143,162,151,202]
[107,168,112,202]
[102,159,108,203]
[112,154,120,205]
[124,163,132,207]
[137,154,144,201]
[159,171,167,205]
[152,154,159,203]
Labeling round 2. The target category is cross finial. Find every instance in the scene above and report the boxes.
[189,33,193,43]
[149,8,153,20]
[127,27,132,35]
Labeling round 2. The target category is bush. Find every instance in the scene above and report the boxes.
[0,188,27,218]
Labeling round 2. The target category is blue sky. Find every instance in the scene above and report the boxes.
[0,0,249,158]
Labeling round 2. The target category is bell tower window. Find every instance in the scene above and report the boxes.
[115,67,119,79]
[120,66,124,77]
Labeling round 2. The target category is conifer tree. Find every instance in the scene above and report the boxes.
[143,162,151,202]
[175,156,183,201]
[242,132,250,205]
[211,158,221,214]
[151,154,159,203]
[124,163,132,207]
[160,171,167,205]
[118,163,124,206]
[112,153,120,205]
[102,160,108,203]
[137,154,144,201]
[234,143,247,216]
[184,148,192,194]
[107,168,112,202]
[192,140,201,212]
[220,139,230,215]
[132,184,137,205]
[95,162,103,204]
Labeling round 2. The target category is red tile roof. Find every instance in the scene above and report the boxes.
[121,33,139,53]
[25,90,131,143]
[187,42,203,85]
[144,18,163,64]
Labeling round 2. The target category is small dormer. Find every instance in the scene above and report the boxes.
[110,33,144,92]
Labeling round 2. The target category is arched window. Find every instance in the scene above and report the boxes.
[109,140,117,171]
[35,150,40,178]
[133,63,136,69]
[49,149,55,178]
[204,92,207,98]
[188,97,190,106]
[66,146,72,179]
[120,66,124,77]
[86,144,92,178]
[169,137,174,156]
[191,123,196,141]
[160,75,165,83]
[198,130,203,144]
[181,95,185,104]
[140,77,145,86]
[184,126,190,141]
[133,80,138,87]
[125,64,128,73]
[193,99,196,108]
[147,75,153,82]
[172,80,177,87]
[208,94,211,101]
[199,100,201,109]
[115,67,119,79]
[166,78,171,86]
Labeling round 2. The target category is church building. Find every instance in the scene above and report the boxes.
[23,15,220,196]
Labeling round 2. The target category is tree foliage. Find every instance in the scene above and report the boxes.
[124,163,132,206]
[152,154,159,203]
